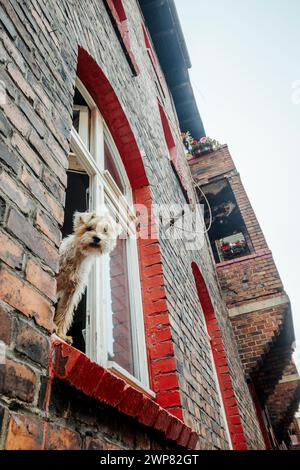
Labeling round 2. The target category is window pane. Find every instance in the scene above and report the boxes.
[72,88,90,148]
[62,168,90,353]
[107,237,135,376]
[215,232,250,262]
[104,142,125,194]
[72,109,80,133]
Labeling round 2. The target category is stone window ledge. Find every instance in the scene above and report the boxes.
[50,337,199,449]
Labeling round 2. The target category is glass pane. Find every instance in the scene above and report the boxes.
[107,237,134,376]
[72,88,90,148]
[104,142,125,194]
[215,232,250,262]
[62,168,90,353]
[72,109,80,133]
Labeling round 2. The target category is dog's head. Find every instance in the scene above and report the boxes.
[73,211,118,256]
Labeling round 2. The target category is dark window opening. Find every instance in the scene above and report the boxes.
[72,87,89,132]
[61,168,89,352]
[197,179,252,263]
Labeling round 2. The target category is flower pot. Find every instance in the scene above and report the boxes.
[192,145,213,157]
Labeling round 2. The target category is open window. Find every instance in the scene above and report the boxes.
[197,179,253,263]
[62,78,149,390]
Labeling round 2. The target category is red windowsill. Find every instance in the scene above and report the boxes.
[216,249,272,268]
[50,337,198,449]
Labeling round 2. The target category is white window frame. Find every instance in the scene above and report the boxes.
[69,78,151,394]
[204,327,233,449]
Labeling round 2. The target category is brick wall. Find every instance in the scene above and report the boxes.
[266,361,300,444]
[189,145,298,441]
[0,0,265,449]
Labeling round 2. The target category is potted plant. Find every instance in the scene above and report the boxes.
[191,136,221,157]
[181,132,221,158]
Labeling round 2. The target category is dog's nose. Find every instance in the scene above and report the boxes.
[93,236,101,244]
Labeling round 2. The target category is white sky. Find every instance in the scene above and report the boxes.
[175,0,300,372]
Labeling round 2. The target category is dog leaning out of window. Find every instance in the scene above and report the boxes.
[54,211,119,344]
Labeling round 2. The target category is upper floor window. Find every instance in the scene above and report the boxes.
[63,78,149,389]
[104,0,139,76]
[197,179,252,263]
[158,102,190,204]
[142,23,166,101]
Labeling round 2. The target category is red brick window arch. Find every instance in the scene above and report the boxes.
[191,262,248,450]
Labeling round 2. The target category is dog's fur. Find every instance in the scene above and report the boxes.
[54,211,118,343]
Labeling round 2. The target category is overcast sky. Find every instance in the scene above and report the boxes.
[175,0,300,373]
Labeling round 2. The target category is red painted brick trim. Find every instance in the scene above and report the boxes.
[141,23,165,90]
[77,48,146,189]
[76,50,184,419]
[50,339,197,448]
[106,0,139,75]
[142,23,156,64]
[192,263,248,450]
[158,102,190,203]
[248,382,270,449]
[216,249,272,269]
[134,186,184,420]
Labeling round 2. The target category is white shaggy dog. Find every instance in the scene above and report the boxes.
[54,211,118,343]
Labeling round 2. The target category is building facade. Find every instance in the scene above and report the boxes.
[189,145,300,448]
[0,0,298,450]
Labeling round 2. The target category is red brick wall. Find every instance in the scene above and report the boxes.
[217,252,283,308]
[266,361,300,443]
[189,145,235,183]
[189,145,297,440]
[230,303,287,375]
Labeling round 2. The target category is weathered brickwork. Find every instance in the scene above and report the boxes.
[0,0,266,450]
[266,361,300,444]
[189,145,299,445]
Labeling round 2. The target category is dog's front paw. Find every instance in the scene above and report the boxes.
[64,335,73,345]
[53,327,73,345]
[58,334,73,345]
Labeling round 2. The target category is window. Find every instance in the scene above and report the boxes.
[216,232,249,262]
[63,78,149,389]
[142,23,166,101]
[197,179,252,263]
[158,102,190,204]
[104,0,139,76]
